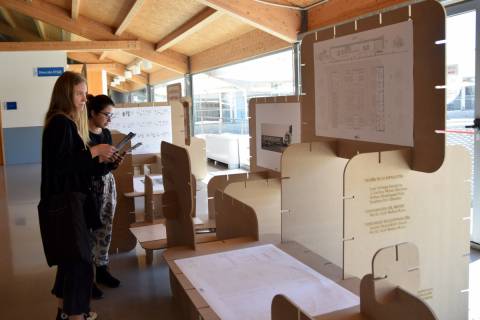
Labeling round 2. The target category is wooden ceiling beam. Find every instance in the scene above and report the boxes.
[66,53,148,86]
[307,0,408,31]
[99,51,109,61]
[191,29,291,73]
[68,51,113,64]
[195,0,300,43]
[34,19,47,39]
[66,63,84,73]
[71,0,80,20]
[0,7,17,28]
[0,40,145,52]
[0,22,40,41]
[90,63,148,86]
[115,0,145,36]
[0,0,188,74]
[155,7,220,52]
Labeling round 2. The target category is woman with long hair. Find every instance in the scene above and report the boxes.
[86,94,122,299]
[40,71,116,320]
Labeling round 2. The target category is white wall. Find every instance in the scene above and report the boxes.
[0,51,67,128]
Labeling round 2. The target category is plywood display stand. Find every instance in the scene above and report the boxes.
[281,142,347,267]
[207,171,270,220]
[223,178,281,240]
[272,243,437,320]
[171,98,207,180]
[300,0,445,173]
[343,146,470,320]
[109,132,137,253]
[161,141,259,248]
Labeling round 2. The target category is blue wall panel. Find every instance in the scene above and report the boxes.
[4,126,43,165]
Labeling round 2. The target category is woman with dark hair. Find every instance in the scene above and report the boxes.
[40,71,116,320]
[86,94,122,299]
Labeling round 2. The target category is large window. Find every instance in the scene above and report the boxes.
[192,49,295,135]
[445,5,477,235]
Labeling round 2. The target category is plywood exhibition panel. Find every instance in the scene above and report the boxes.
[161,141,196,249]
[343,146,470,319]
[300,0,446,173]
[223,177,281,240]
[207,172,269,220]
[185,136,207,180]
[110,132,136,252]
[281,142,348,266]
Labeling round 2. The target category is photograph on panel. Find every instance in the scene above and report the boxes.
[260,123,293,153]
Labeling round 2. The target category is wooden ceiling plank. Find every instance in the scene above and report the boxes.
[0,40,144,51]
[0,21,40,41]
[71,0,80,20]
[155,7,220,52]
[34,19,47,39]
[115,0,145,36]
[62,29,71,41]
[191,29,291,73]
[99,51,109,61]
[307,0,408,31]
[0,0,188,74]
[0,7,17,28]
[196,0,300,43]
[66,63,84,73]
[149,68,184,85]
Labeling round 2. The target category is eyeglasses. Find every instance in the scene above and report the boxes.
[99,112,114,120]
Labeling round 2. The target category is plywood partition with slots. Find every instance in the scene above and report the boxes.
[161,141,196,249]
[272,243,437,320]
[248,96,301,173]
[343,146,470,319]
[207,171,270,220]
[215,190,259,241]
[281,142,348,267]
[223,177,281,241]
[110,132,137,253]
[299,0,445,173]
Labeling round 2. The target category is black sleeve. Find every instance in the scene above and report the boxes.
[45,116,94,176]
[91,128,117,176]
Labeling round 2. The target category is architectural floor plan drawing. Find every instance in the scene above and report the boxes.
[175,245,359,320]
[314,20,414,146]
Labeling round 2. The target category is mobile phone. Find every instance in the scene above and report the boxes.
[122,142,143,155]
[115,132,136,152]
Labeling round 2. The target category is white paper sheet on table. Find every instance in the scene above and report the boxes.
[175,244,359,320]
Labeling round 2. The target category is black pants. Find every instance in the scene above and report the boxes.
[52,260,93,315]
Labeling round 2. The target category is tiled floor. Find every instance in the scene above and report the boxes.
[0,163,478,319]
[0,164,178,320]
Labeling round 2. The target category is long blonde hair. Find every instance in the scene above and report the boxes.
[45,71,90,146]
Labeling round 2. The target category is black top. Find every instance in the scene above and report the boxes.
[88,128,116,177]
[41,114,96,199]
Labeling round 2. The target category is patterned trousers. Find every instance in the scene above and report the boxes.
[91,172,117,267]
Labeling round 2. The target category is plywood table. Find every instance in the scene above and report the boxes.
[163,239,361,320]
